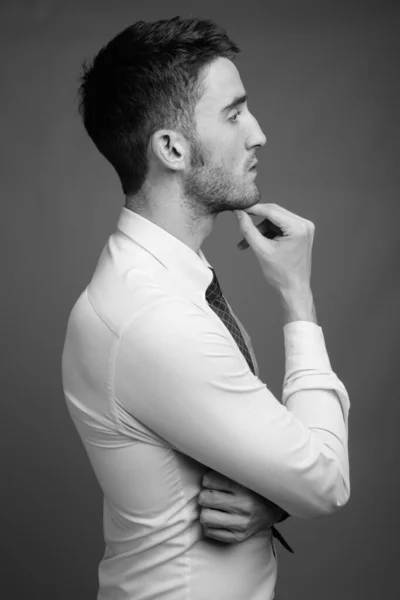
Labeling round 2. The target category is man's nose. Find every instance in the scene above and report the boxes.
[256,129,267,148]
[247,115,267,148]
[254,121,267,147]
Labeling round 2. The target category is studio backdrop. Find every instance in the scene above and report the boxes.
[1,1,399,599]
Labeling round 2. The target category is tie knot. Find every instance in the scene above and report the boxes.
[205,268,223,303]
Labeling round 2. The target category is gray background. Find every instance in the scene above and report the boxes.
[1,0,399,598]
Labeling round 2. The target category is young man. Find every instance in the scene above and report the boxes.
[62,16,350,600]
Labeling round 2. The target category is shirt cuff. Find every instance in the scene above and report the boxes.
[282,321,350,427]
[283,321,332,374]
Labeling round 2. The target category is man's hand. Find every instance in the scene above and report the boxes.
[198,469,287,544]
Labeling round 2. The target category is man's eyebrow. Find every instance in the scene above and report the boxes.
[220,93,248,114]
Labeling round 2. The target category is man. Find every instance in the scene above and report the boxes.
[61,16,350,600]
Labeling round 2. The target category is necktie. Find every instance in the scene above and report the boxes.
[205,267,294,554]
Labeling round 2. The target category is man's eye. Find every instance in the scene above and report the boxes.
[229,110,242,123]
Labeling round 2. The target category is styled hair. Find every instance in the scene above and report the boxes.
[78,16,240,196]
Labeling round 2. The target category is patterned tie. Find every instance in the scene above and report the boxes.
[205,267,294,554]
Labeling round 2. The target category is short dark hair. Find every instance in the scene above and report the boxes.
[78,16,240,196]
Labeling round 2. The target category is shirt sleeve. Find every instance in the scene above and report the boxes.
[113,295,350,519]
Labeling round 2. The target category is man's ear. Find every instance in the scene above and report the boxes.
[150,130,189,171]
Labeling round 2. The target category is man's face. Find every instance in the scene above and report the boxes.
[182,57,267,215]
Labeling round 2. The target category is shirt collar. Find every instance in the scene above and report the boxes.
[116,207,214,296]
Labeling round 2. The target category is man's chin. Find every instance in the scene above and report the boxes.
[229,199,260,213]
[245,190,261,207]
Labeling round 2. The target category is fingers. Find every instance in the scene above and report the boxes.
[202,527,241,543]
[242,203,310,236]
[258,218,284,239]
[237,217,283,250]
[202,470,233,491]
[242,203,289,227]
[199,489,251,515]
[244,202,299,221]
[200,507,245,531]
[199,489,231,508]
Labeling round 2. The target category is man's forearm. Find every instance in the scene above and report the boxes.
[266,286,316,523]
[279,286,318,326]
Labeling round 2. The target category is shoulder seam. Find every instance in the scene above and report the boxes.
[87,289,118,337]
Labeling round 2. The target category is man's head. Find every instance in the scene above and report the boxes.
[78,16,266,216]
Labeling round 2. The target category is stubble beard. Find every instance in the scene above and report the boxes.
[182,136,260,216]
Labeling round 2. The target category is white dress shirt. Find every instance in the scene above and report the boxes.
[61,206,350,600]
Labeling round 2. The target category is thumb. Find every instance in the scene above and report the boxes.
[234,209,274,252]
